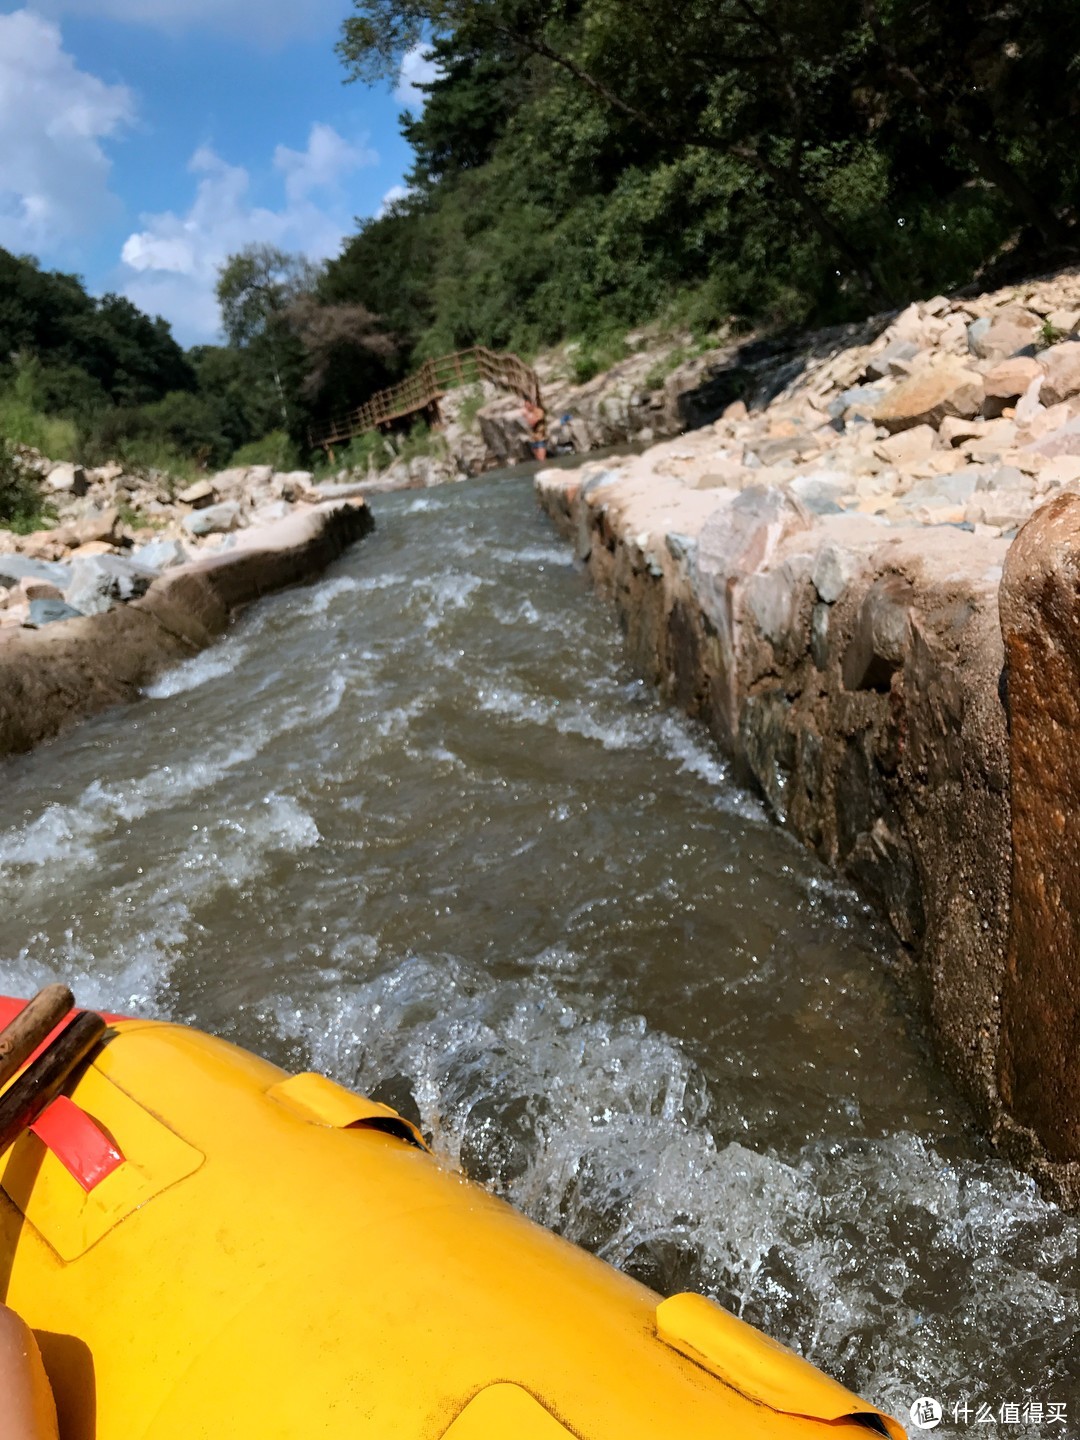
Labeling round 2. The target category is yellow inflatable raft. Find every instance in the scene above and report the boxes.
[0,998,904,1440]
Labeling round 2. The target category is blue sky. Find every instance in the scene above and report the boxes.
[0,1,432,344]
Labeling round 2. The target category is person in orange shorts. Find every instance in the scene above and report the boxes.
[0,1305,58,1440]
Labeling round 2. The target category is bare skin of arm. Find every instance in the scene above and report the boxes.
[0,1306,58,1440]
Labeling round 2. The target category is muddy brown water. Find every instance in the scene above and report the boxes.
[0,472,1076,1428]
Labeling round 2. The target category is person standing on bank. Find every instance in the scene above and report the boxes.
[523,398,547,461]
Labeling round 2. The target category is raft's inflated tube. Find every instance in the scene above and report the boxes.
[0,997,905,1440]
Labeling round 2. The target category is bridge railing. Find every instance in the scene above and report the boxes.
[310,346,540,453]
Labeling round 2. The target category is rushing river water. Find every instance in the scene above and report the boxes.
[1,472,1077,1428]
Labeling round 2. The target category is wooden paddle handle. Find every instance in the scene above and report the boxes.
[0,985,74,1090]
[0,1011,107,1161]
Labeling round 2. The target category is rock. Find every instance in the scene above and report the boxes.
[998,492,1080,1160]
[968,305,1041,361]
[695,486,812,736]
[17,531,69,562]
[1046,308,1080,335]
[983,356,1043,402]
[976,464,1028,493]
[967,495,1036,529]
[249,501,292,526]
[966,316,992,354]
[25,598,84,627]
[70,540,118,557]
[1014,375,1044,425]
[890,303,926,343]
[810,602,830,668]
[744,558,811,656]
[876,424,937,465]
[842,575,914,691]
[828,384,884,422]
[900,469,980,509]
[812,543,861,604]
[788,471,848,514]
[45,461,88,497]
[721,400,748,422]
[1040,455,1080,487]
[50,507,121,549]
[1021,417,1080,459]
[1038,341,1080,406]
[865,339,921,380]
[0,556,72,590]
[273,471,314,502]
[963,418,1018,460]
[739,689,795,820]
[85,461,123,485]
[132,538,189,570]
[17,578,63,602]
[183,502,244,537]
[750,434,821,466]
[178,479,217,509]
[938,415,985,447]
[64,555,156,615]
[873,363,984,433]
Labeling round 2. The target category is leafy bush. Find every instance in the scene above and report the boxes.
[229,430,302,470]
[0,440,52,531]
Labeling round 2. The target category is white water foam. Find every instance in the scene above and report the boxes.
[267,954,1079,1429]
[0,676,346,884]
[144,641,252,700]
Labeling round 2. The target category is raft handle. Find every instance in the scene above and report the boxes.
[0,1010,108,1162]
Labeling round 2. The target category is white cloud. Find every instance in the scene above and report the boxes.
[34,0,343,46]
[274,123,377,206]
[376,183,410,218]
[394,43,440,107]
[118,125,379,344]
[0,9,133,252]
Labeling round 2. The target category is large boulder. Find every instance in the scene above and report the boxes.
[873,363,984,433]
[1021,417,1080,459]
[1038,341,1080,406]
[998,493,1080,1160]
[45,461,88,496]
[64,555,156,615]
[25,597,84,627]
[178,479,217,509]
[982,356,1043,402]
[183,502,244,537]
[967,305,1041,361]
[132,538,189,570]
[0,556,72,590]
[49,507,121,549]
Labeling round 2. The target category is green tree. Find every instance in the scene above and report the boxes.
[216,245,317,430]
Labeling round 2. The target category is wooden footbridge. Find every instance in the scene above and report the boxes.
[310,346,541,457]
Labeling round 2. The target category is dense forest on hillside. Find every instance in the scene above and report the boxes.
[328,0,1080,361]
[3,0,1080,486]
[0,245,399,479]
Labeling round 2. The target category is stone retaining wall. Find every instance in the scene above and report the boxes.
[0,500,372,759]
[536,465,1080,1206]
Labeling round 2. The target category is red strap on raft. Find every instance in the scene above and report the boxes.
[30,1095,124,1192]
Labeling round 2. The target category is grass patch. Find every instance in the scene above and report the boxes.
[569,333,631,385]
[454,384,486,431]
[315,420,446,479]
[0,389,78,460]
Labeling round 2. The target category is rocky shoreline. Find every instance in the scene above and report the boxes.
[0,499,372,758]
[536,268,1080,1204]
